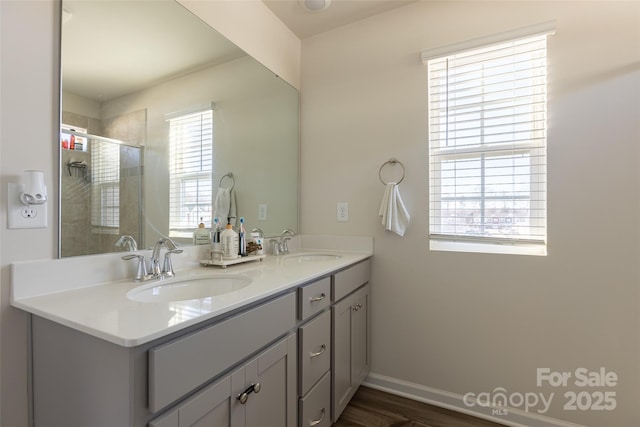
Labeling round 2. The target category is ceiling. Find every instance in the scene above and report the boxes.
[62,0,244,102]
[61,0,415,102]
[262,0,416,39]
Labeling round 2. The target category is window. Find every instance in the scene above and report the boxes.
[91,140,120,231]
[167,107,213,237]
[424,24,553,255]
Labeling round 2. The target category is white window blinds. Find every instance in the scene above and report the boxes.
[168,108,213,235]
[91,140,120,229]
[425,28,552,253]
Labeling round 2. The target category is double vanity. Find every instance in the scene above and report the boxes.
[11,236,372,427]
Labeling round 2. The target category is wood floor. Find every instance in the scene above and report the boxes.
[333,387,506,427]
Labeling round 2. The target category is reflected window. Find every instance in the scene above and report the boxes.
[91,140,120,230]
[168,108,213,237]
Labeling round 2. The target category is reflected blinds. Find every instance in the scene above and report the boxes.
[168,108,213,234]
[425,32,550,248]
[91,140,120,228]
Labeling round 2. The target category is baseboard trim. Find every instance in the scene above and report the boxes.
[363,373,587,427]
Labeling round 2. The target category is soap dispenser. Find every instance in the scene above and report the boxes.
[193,217,210,245]
[221,220,239,259]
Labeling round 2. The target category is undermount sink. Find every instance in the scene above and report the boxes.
[283,253,342,263]
[127,275,252,303]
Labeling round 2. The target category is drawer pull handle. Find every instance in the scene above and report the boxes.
[309,344,326,358]
[309,293,326,303]
[309,408,326,426]
[237,382,261,404]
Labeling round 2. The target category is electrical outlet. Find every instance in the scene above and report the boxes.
[7,183,48,229]
[337,202,349,222]
[258,203,268,221]
[21,207,37,218]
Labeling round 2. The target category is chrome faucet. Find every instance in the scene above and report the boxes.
[269,238,283,256]
[121,254,149,282]
[115,235,138,251]
[150,238,182,279]
[121,238,183,282]
[280,229,295,254]
[251,227,264,239]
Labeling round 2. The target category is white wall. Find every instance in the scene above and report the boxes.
[0,1,299,426]
[300,2,640,426]
[98,55,299,242]
[0,1,59,426]
[177,0,301,90]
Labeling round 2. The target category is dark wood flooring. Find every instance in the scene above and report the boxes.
[333,387,506,427]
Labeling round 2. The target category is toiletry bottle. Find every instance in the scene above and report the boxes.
[221,221,239,259]
[69,130,76,150]
[238,217,247,257]
[251,231,264,255]
[193,217,210,245]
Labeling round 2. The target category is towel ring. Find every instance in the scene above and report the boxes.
[379,158,405,185]
[219,172,235,190]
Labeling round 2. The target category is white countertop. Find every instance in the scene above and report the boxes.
[11,236,372,347]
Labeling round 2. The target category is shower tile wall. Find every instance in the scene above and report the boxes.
[60,109,146,257]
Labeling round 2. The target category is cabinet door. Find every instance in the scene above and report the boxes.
[150,335,296,427]
[150,372,240,427]
[331,292,354,422]
[351,283,370,386]
[240,334,297,427]
[331,283,371,423]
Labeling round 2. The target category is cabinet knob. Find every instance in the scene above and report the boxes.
[309,407,326,426]
[309,293,326,303]
[237,382,261,404]
[309,344,326,358]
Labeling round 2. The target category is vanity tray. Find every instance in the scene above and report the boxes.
[200,254,266,268]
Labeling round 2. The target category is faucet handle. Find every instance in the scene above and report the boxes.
[162,249,183,278]
[121,254,149,282]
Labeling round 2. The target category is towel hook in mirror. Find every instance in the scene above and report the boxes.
[219,172,235,191]
[379,158,405,185]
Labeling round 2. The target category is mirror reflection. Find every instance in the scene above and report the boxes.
[59,0,299,257]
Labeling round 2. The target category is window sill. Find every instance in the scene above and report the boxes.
[429,239,547,256]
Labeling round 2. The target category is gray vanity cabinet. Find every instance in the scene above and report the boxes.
[331,260,371,423]
[28,257,372,427]
[30,291,297,427]
[150,333,297,427]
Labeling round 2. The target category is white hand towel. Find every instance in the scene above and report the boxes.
[378,182,410,236]
[213,187,237,226]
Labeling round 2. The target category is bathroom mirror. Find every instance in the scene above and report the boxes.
[59,0,299,257]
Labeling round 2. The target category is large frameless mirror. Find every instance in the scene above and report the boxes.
[59,0,299,257]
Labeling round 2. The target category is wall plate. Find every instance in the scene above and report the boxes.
[337,202,349,222]
[7,183,48,229]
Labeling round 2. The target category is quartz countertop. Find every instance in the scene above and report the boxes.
[11,236,372,347]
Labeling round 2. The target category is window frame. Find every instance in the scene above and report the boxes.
[167,106,214,238]
[423,23,554,256]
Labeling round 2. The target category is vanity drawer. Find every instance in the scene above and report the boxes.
[299,310,330,396]
[332,259,371,302]
[148,292,296,413]
[299,371,331,427]
[298,277,331,320]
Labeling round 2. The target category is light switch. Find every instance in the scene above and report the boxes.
[258,203,268,221]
